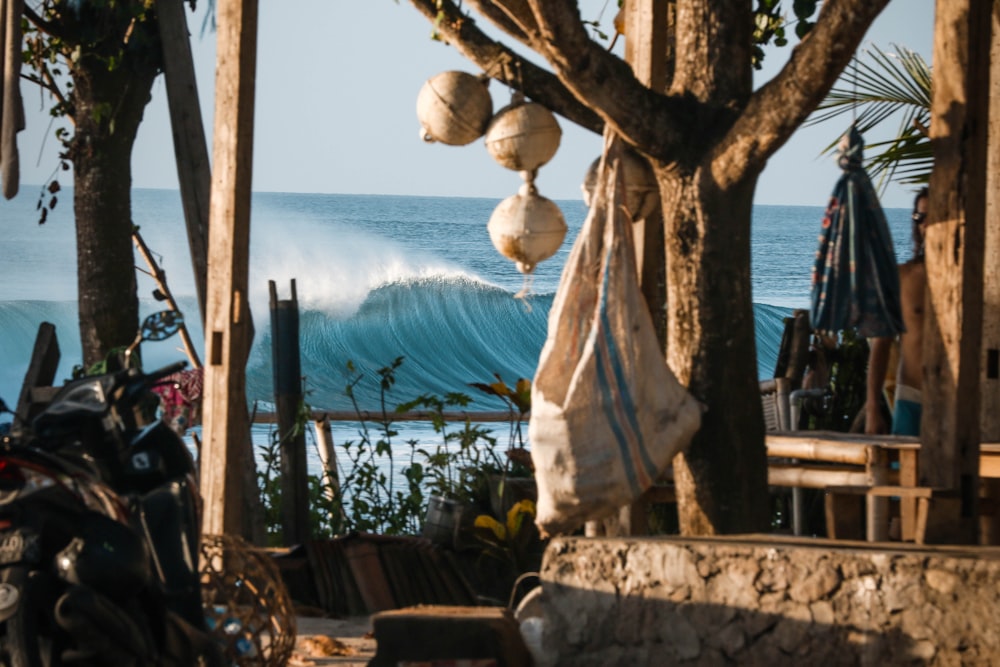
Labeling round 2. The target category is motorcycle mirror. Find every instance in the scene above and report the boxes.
[141,310,184,342]
[123,310,184,367]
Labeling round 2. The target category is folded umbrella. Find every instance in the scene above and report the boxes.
[810,125,904,338]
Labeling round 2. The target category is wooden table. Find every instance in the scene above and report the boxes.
[766,431,1000,543]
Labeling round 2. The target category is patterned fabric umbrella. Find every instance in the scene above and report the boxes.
[810,125,904,338]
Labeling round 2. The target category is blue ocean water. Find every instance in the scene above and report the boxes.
[0,189,914,454]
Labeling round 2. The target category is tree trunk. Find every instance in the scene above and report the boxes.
[657,166,769,535]
[71,53,159,367]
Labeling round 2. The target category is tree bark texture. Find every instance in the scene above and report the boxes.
[72,47,159,367]
[407,0,890,535]
[919,0,988,541]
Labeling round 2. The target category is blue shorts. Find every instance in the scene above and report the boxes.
[892,398,921,436]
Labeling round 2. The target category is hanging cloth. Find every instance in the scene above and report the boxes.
[528,130,701,537]
[0,0,24,200]
[810,125,904,338]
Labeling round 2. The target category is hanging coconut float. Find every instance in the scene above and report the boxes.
[484,95,562,172]
[582,148,660,221]
[488,180,567,275]
[416,71,494,146]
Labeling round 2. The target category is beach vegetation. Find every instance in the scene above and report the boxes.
[402,0,898,536]
[255,357,516,543]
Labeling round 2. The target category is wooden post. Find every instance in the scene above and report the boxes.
[200,0,260,538]
[314,415,346,525]
[983,4,1000,443]
[978,1,1000,545]
[13,323,59,432]
[919,0,991,543]
[622,0,670,537]
[158,0,211,325]
[624,0,669,349]
[270,280,309,544]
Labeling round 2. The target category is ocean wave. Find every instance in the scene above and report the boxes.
[1,283,793,414]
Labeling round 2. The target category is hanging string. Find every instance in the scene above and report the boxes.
[515,274,535,309]
[851,49,859,126]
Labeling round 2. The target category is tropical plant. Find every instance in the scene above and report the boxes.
[473,499,542,577]
[253,357,517,542]
[469,374,532,472]
[397,391,505,505]
[807,44,933,192]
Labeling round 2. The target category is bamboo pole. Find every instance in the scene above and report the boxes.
[132,229,202,369]
[251,410,520,424]
[314,416,342,503]
[765,433,883,465]
[767,465,881,490]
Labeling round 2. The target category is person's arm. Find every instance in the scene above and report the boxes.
[865,336,892,434]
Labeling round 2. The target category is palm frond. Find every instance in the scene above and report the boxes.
[805,43,932,194]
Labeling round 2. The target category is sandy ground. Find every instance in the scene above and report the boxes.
[290,616,376,666]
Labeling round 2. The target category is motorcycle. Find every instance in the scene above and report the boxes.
[0,311,223,666]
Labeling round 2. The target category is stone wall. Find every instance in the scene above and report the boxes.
[536,535,1000,666]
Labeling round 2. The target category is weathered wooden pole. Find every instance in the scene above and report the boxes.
[270,279,309,544]
[158,0,211,324]
[983,3,1000,445]
[200,0,260,538]
[919,0,991,543]
[978,0,1000,544]
[314,415,346,525]
[132,229,202,369]
[624,0,669,349]
[617,0,670,537]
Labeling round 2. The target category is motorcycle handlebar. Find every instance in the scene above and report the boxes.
[119,361,188,407]
[144,361,189,385]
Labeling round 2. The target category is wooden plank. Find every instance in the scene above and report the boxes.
[867,447,890,542]
[981,0,1000,443]
[824,493,864,541]
[200,0,259,538]
[981,454,1000,479]
[767,464,872,489]
[270,280,309,544]
[344,538,395,612]
[624,0,669,536]
[158,0,211,322]
[826,485,940,499]
[13,323,59,430]
[899,450,920,542]
[920,0,989,543]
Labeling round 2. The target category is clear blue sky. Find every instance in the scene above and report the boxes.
[12,1,934,209]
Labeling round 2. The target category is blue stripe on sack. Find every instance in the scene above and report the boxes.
[588,244,657,494]
[593,335,643,496]
[597,300,659,484]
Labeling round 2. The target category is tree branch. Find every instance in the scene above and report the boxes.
[22,5,72,43]
[406,0,602,135]
[464,0,536,44]
[523,0,702,166]
[712,0,891,188]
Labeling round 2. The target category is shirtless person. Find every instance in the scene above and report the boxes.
[865,187,928,435]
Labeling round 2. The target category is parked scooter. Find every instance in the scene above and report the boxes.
[0,311,223,666]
